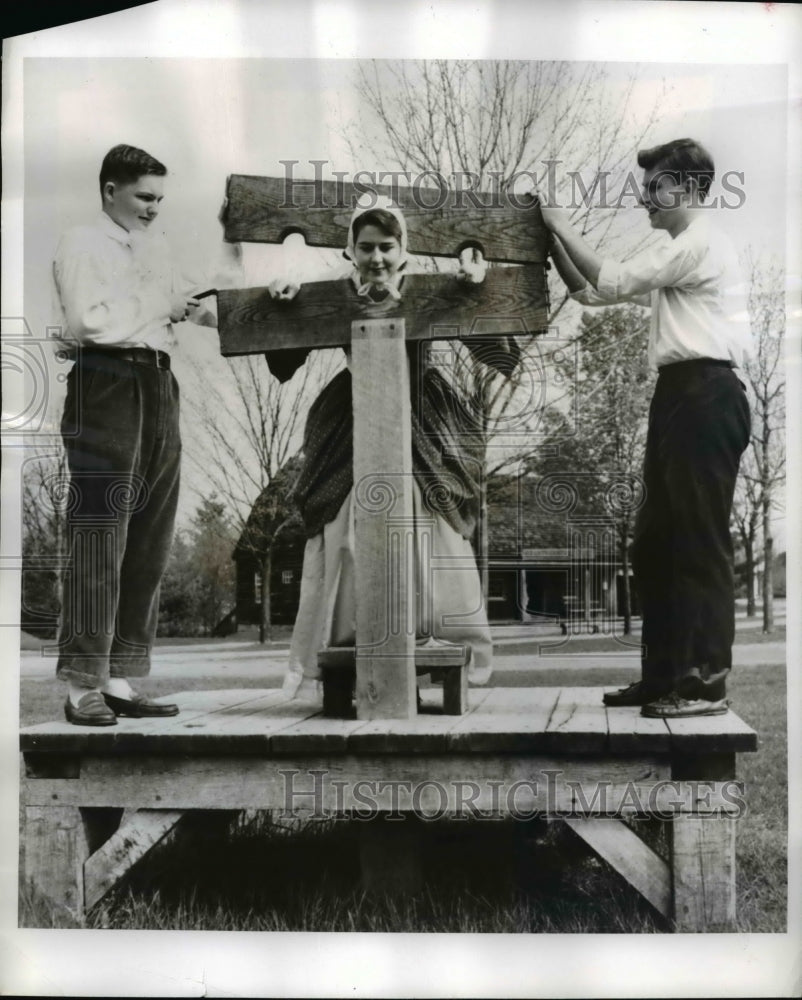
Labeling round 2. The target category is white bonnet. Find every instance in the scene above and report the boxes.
[344,194,408,265]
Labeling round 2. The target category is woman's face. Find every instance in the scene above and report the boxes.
[352,224,403,287]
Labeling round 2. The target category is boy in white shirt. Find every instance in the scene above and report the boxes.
[53,144,214,725]
[540,138,751,718]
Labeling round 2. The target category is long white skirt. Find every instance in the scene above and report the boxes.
[282,485,493,698]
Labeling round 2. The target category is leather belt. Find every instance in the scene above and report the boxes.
[78,347,171,370]
[658,357,733,372]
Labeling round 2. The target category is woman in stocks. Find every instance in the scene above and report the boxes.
[263,197,521,699]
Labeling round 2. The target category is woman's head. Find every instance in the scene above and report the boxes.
[347,202,408,289]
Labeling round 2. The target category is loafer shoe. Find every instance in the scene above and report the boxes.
[102,691,179,718]
[64,691,118,727]
[640,693,729,718]
[603,681,665,707]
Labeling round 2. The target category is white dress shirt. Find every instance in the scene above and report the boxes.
[571,215,750,370]
[53,212,183,355]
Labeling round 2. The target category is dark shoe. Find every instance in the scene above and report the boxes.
[64,691,118,727]
[102,691,179,718]
[641,693,729,718]
[602,681,662,707]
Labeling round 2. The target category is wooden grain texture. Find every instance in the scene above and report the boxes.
[352,319,417,720]
[664,711,758,753]
[442,663,468,715]
[563,817,672,918]
[23,753,696,816]
[447,686,560,752]
[544,687,609,754]
[23,755,740,822]
[23,805,89,926]
[605,702,672,754]
[671,814,736,931]
[270,716,369,754]
[223,174,549,263]
[216,267,548,357]
[19,688,760,756]
[84,809,184,910]
[347,688,489,754]
[20,688,293,753]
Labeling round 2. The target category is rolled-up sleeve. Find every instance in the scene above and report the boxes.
[54,231,172,346]
[570,236,700,311]
[597,238,699,299]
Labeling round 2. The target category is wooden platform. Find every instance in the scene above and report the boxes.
[20,686,757,930]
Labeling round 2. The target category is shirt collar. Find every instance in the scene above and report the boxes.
[97,211,133,248]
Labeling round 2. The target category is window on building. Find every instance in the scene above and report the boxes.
[282,570,293,585]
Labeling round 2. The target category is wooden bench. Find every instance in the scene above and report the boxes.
[20,684,756,930]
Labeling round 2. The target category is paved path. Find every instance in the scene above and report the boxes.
[19,634,786,680]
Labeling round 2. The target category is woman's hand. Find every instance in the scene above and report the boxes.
[457,246,487,284]
[267,277,301,301]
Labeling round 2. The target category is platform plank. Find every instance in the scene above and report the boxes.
[447,686,560,752]
[20,688,758,757]
[605,701,672,753]
[544,687,609,753]
[21,691,314,755]
[346,687,491,754]
[270,715,372,753]
[664,711,758,753]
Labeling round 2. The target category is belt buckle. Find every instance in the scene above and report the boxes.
[155,350,168,369]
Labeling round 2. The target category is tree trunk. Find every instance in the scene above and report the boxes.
[761,507,774,634]
[744,533,756,617]
[259,549,272,644]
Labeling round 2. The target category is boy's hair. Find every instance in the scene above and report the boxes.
[637,138,714,202]
[99,144,167,194]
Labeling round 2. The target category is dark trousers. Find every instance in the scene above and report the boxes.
[632,360,750,701]
[56,350,180,687]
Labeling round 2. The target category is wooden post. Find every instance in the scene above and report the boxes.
[23,805,91,927]
[563,817,671,920]
[351,318,417,720]
[671,815,736,931]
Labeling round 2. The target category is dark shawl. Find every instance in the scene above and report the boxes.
[266,291,520,540]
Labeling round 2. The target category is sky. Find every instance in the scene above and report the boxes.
[2,2,801,997]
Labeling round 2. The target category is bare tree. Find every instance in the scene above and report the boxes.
[525,305,652,633]
[20,445,69,636]
[731,448,761,617]
[345,60,667,595]
[183,351,339,639]
[184,352,337,520]
[348,60,666,318]
[741,251,786,633]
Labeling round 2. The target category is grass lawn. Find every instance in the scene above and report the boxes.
[18,662,786,933]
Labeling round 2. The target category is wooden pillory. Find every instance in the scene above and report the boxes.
[19,176,758,931]
[218,174,550,719]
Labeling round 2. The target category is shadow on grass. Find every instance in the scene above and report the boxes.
[50,813,665,933]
